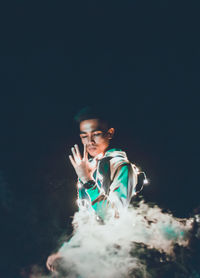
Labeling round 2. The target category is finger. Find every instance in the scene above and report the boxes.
[46,258,51,270]
[47,262,51,272]
[74,144,82,160]
[69,155,76,168]
[46,262,50,271]
[83,144,88,160]
[51,265,55,272]
[49,262,54,272]
[52,265,58,274]
[71,146,81,164]
[71,147,78,161]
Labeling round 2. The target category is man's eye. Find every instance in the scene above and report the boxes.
[93,133,102,136]
[80,135,88,139]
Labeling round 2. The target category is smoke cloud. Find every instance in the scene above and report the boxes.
[28,200,200,278]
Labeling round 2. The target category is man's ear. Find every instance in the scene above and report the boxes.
[107,128,115,139]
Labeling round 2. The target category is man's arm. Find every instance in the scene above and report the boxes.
[84,162,134,218]
[108,162,134,210]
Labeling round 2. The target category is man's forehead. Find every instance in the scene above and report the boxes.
[79,119,107,133]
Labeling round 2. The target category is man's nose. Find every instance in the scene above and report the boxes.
[88,134,95,143]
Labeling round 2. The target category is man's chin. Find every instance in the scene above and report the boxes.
[88,151,98,157]
[88,149,100,158]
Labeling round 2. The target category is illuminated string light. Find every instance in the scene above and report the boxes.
[143,178,148,184]
[132,164,149,185]
[135,167,140,173]
[78,182,82,189]
[100,188,105,195]
[76,159,149,210]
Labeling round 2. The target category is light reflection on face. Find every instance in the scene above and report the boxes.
[79,119,114,157]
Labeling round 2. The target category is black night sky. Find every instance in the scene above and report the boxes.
[1,1,200,277]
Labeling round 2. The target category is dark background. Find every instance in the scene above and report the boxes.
[0,1,200,277]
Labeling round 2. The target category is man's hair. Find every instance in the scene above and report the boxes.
[73,105,113,129]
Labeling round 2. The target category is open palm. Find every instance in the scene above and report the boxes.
[69,144,97,183]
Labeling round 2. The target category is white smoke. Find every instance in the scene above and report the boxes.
[52,201,194,278]
[26,200,199,278]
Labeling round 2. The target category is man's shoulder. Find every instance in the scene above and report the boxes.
[105,148,131,179]
[105,148,128,159]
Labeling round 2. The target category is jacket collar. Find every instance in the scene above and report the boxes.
[103,148,128,160]
[89,148,128,162]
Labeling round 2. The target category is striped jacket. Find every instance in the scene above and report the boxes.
[77,148,140,220]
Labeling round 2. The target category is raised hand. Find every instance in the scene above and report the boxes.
[69,144,97,183]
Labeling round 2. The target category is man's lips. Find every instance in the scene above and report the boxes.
[88,146,97,151]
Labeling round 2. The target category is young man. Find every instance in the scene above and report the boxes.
[46,106,139,273]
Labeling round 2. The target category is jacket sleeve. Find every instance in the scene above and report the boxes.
[108,162,134,211]
[85,162,134,218]
[84,182,108,219]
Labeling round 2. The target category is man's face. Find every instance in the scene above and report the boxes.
[79,118,114,157]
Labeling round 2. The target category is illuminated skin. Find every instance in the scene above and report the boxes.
[68,119,115,183]
[79,119,114,158]
[46,118,115,273]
